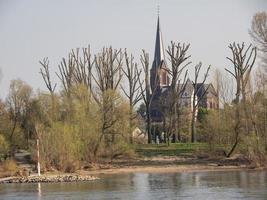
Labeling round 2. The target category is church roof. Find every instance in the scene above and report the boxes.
[152,16,166,69]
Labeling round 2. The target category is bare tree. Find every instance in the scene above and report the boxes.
[71,46,93,92]
[250,12,267,52]
[56,53,75,95]
[121,50,142,143]
[165,42,191,143]
[250,12,267,70]
[39,57,59,122]
[138,50,158,144]
[225,42,257,157]
[91,47,124,156]
[52,46,93,95]
[91,47,123,97]
[191,62,211,143]
[39,58,57,95]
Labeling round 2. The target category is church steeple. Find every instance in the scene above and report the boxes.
[150,15,169,91]
[153,16,165,69]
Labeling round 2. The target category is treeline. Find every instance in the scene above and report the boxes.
[0,47,141,171]
[200,12,267,166]
[0,12,266,171]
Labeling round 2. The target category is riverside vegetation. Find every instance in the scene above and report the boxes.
[0,12,267,177]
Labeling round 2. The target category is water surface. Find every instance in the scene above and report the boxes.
[0,170,266,200]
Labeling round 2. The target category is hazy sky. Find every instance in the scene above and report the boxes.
[0,0,266,98]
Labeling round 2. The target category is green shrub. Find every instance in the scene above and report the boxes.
[0,159,18,178]
[242,135,267,167]
[0,134,9,157]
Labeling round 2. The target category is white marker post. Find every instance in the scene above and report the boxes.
[37,138,41,176]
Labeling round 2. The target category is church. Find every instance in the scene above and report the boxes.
[149,16,219,123]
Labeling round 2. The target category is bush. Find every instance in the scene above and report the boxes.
[63,161,80,173]
[0,159,18,178]
[37,122,83,171]
[3,159,17,172]
[103,136,135,160]
[0,134,9,158]
[242,135,267,167]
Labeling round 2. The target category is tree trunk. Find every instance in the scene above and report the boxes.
[147,111,152,144]
[191,107,197,143]
[191,118,196,143]
[227,94,240,157]
[227,133,239,157]
[93,133,105,158]
[10,119,17,142]
[129,105,133,144]
[176,108,181,142]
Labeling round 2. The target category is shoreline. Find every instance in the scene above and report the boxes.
[79,164,266,176]
[1,155,266,183]
[0,174,99,184]
[0,165,266,184]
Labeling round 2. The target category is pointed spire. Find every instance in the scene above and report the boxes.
[152,15,165,69]
[150,10,169,91]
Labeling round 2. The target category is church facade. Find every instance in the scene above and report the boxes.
[149,16,219,123]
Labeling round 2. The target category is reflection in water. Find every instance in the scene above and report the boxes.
[133,173,150,199]
[0,170,266,200]
[37,182,41,199]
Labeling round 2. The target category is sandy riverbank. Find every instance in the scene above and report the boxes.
[1,155,266,183]
[78,164,258,176]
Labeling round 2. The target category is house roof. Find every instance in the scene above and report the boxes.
[180,78,194,96]
[196,83,217,98]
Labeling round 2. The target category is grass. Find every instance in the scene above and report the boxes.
[135,143,208,157]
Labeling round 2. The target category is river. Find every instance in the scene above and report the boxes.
[0,170,266,200]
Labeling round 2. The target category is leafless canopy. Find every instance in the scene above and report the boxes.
[166,42,191,98]
[55,46,93,94]
[225,42,257,102]
[39,57,57,94]
[138,50,159,108]
[121,50,142,107]
[56,53,75,94]
[249,12,267,52]
[92,47,123,96]
[71,46,93,90]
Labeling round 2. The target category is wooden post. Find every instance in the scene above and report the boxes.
[37,138,41,176]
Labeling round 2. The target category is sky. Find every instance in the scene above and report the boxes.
[0,0,267,98]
